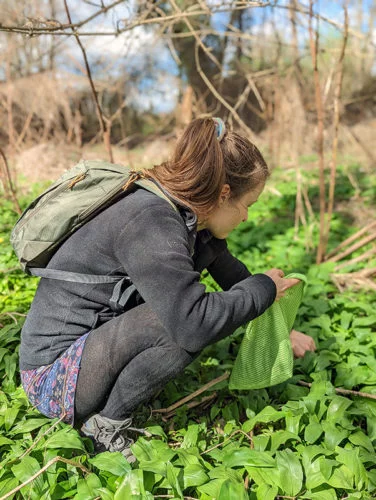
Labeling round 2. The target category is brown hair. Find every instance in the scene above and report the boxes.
[134,117,269,219]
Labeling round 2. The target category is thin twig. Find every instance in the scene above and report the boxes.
[298,380,376,400]
[0,146,22,214]
[0,1,367,42]
[334,246,376,271]
[323,3,349,258]
[169,0,222,71]
[161,393,217,420]
[153,372,229,414]
[194,42,257,140]
[18,416,66,460]
[308,1,326,264]
[0,456,90,500]
[63,0,113,163]
[326,221,376,260]
[201,429,253,455]
[344,126,376,168]
[327,232,376,263]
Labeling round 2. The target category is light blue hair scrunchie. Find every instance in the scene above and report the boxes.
[213,117,226,142]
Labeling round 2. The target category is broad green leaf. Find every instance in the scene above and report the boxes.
[41,427,85,451]
[285,412,302,434]
[89,451,131,476]
[4,406,19,432]
[208,466,244,482]
[198,478,227,498]
[252,434,270,452]
[77,473,102,497]
[340,311,353,330]
[322,421,349,449]
[222,448,275,468]
[166,461,183,499]
[144,425,167,440]
[243,406,285,432]
[138,458,166,476]
[270,430,300,452]
[304,422,323,444]
[10,418,52,435]
[4,352,17,382]
[256,482,278,500]
[335,446,368,490]
[353,315,376,327]
[131,437,175,462]
[246,466,281,490]
[303,455,328,490]
[319,458,337,481]
[359,449,376,466]
[349,431,375,454]
[316,350,341,370]
[176,448,201,467]
[97,487,114,500]
[12,456,44,499]
[218,478,248,500]
[210,405,220,420]
[0,477,19,496]
[182,424,199,448]
[326,396,352,421]
[0,436,14,447]
[182,464,209,488]
[275,450,303,496]
[326,463,354,489]
[0,347,9,364]
[307,488,337,500]
[115,470,146,499]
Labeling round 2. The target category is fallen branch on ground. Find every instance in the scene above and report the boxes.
[298,380,376,400]
[152,372,229,416]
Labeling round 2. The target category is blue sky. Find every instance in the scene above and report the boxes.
[1,1,374,111]
[64,1,374,111]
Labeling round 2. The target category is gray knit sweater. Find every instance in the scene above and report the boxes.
[19,187,276,370]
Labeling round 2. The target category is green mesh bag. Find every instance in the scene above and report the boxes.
[229,273,307,390]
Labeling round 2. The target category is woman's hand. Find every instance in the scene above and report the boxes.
[263,268,300,300]
[290,330,316,358]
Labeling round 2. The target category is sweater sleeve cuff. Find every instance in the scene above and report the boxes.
[252,273,277,306]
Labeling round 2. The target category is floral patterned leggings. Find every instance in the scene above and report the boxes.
[20,332,90,427]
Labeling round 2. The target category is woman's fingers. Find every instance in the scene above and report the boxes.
[290,330,317,358]
[282,278,301,291]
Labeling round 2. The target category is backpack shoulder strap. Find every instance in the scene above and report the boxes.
[134,175,178,212]
[29,268,122,283]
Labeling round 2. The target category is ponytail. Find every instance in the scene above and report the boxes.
[143,118,227,218]
[142,117,269,219]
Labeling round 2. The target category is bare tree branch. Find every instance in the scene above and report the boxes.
[0,146,21,214]
[63,0,113,162]
[1,0,368,45]
[323,2,349,257]
[0,456,91,500]
[308,0,326,264]
[194,42,257,140]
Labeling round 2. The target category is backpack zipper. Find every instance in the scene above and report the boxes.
[15,180,74,231]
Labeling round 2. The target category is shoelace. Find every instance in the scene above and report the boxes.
[114,417,152,437]
[100,417,133,450]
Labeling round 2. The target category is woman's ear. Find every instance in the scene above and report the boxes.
[220,184,231,203]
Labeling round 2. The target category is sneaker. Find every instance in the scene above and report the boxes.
[80,414,152,463]
[81,414,136,462]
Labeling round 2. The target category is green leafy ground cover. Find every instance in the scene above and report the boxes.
[0,164,375,499]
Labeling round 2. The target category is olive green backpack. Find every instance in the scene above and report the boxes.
[10,159,177,285]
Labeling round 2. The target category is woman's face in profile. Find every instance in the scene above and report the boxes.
[201,182,265,239]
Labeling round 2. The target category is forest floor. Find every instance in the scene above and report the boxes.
[0,144,375,499]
